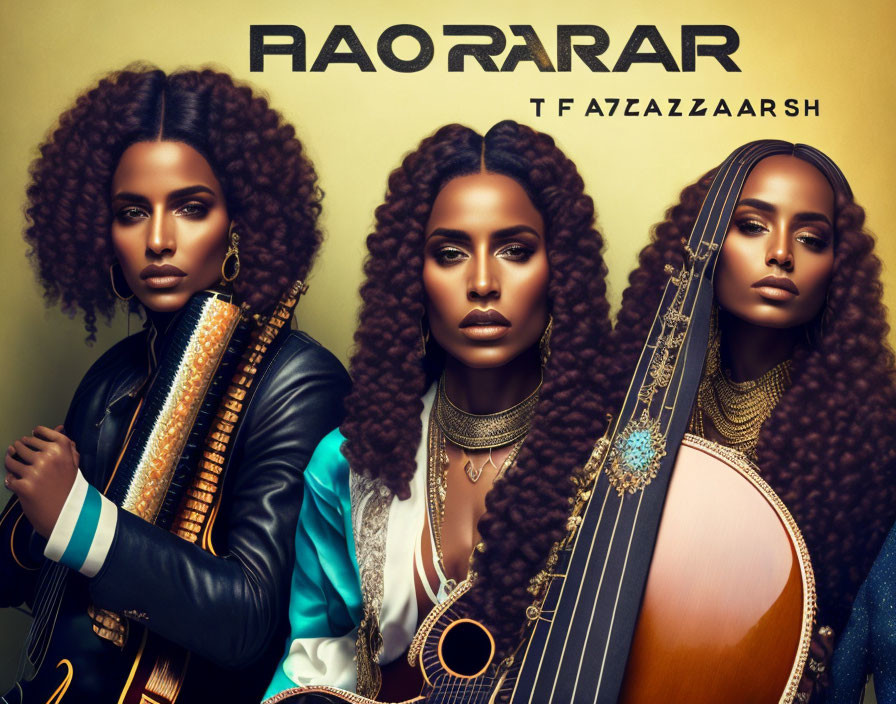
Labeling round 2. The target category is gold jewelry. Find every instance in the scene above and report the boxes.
[221,223,241,283]
[426,411,523,575]
[462,447,497,483]
[419,316,430,359]
[539,314,553,367]
[689,326,791,460]
[109,262,134,301]
[434,373,540,450]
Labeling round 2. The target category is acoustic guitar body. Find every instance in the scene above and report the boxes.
[620,435,814,704]
[262,437,814,704]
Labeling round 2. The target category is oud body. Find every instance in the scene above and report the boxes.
[618,435,813,703]
[266,435,813,704]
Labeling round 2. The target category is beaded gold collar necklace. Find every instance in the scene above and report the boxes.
[689,331,791,461]
[434,372,540,450]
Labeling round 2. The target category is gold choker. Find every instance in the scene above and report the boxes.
[689,332,791,460]
[434,373,540,450]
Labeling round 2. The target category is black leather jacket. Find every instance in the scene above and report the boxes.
[0,322,350,703]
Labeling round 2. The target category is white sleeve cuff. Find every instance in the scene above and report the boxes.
[281,629,359,691]
[44,469,118,577]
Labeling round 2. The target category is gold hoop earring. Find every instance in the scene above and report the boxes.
[221,223,241,283]
[539,314,553,367]
[419,316,431,359]
[109,262,134,301]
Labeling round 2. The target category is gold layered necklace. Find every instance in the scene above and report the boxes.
[434,372,540,453]
[426,413,523,578]
[426,373,536,589]
[689,331,791,460]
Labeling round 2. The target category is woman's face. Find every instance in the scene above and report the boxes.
[423,172,550,369]
[110,141,230,313]
[715,154,835,329]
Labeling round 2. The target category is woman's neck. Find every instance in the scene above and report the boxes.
[719,309,799,382]
[144,308,179,336]
[442,348,542,414]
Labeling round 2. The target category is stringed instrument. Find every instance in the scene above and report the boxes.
[264,140,818,704]
[263,434,814,704]
[11,284,304,704]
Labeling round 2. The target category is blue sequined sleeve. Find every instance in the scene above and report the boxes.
[830,523,896,703]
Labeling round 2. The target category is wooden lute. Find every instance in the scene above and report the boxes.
[263,434,814,704]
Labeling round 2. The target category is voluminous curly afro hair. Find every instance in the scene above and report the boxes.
[24,65,323,341]
[341,120,614,656]
[610,143,896,637]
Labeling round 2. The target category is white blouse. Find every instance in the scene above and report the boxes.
[268,387,442,697]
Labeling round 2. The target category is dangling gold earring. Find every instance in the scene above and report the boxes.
[109,262,134,301]
[419,316,431,359]
[221,222,241,283]
[539,314,553,367]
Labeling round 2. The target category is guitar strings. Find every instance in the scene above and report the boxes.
[587,143,770,703]
[23,561,68,675]
[587,143,771,703]
[530,142,769,703]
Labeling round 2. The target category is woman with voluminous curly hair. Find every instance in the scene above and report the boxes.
[609,142,896,702]
[0,66,349,704]
[264,120,613,701]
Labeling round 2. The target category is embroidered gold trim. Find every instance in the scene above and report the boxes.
[350,470,393,699]
[261,685,423,704]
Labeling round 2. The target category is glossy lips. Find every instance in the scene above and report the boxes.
[459,308,511,341]
[140,263,187,289]
[751,275,800,301]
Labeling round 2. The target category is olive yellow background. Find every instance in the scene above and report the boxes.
[0,0,892,699]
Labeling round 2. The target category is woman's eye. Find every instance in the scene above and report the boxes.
[176,202,208,218]
[115,206,148,223]
[434,247,466,265]
[498,244,534,261]
[736,219,768,236]
[796,232,830,251]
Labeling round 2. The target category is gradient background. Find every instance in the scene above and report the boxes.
[0,0,892,699]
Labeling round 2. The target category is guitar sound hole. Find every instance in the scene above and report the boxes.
[438,619,494,678]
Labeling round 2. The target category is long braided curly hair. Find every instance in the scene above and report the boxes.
[341,120,612,655]
[24,65,323,341]
[610,146,896,635]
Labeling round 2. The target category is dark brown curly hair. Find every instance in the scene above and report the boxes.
[610,146,896,636]
[341,120,613,655]
[24,65,323,341]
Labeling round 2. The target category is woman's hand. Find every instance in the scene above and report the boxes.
[4,425,80,539]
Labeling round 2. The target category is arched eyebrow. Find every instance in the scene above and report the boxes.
[426,225,542,242]
[111,185,217,204]
[735,198,832,227]
[792,211,833,227]
[492,225,543,241]
[166,185,217,201]
[735,197,775,214]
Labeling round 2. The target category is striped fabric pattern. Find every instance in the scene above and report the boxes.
[44,470,117,577]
